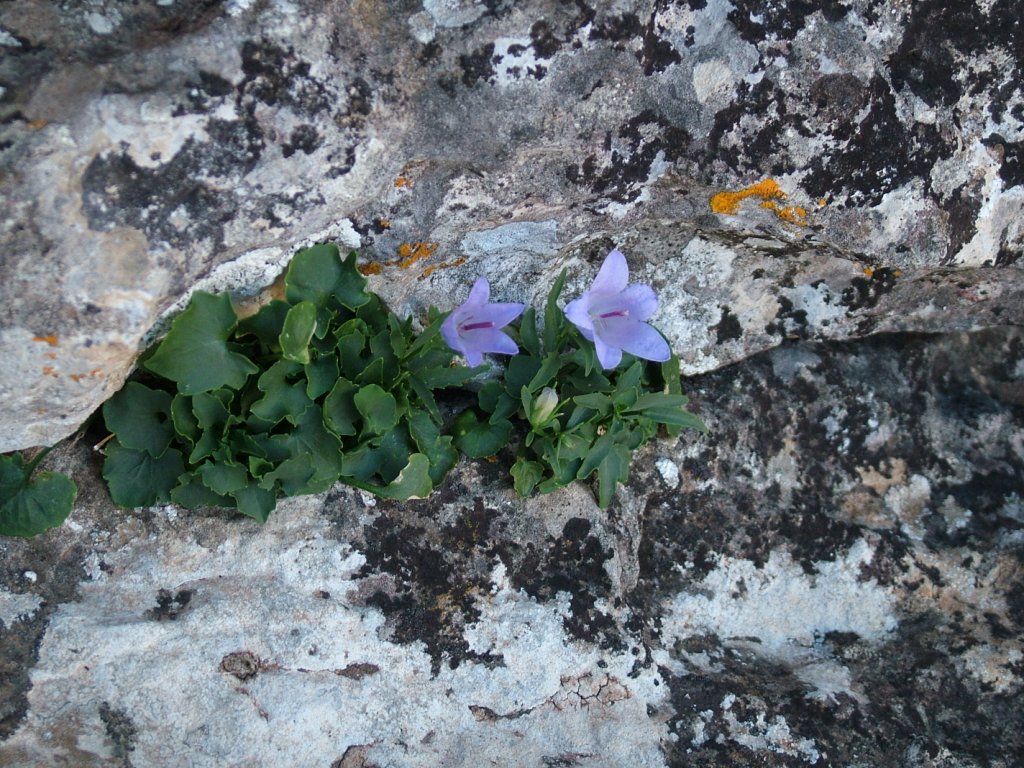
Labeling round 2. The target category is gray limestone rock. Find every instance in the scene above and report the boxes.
[1,2,1024,765]
[1,0,1022,450]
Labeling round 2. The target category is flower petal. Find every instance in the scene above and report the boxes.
[463,347,484,367]
[564,296,594,332]
[476,301,525,329]
[593,333,623,369]
[464,327,519,357]
[599,317,671,362]
[618,284,659,321]
[440,313,463,354]
[591,249,629,295]
[466,277,490,307]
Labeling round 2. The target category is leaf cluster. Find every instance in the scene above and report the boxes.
[0,449,77,537]
[101,245,479,521]
[455,270,708,507]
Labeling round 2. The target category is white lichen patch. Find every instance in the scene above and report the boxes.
[0,588,44,630]
[1,495,671,768]
[720,707,821,764]
[662,539,898,650]
[655,457,680,489]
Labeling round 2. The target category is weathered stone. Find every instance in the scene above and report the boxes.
[2,2,1023,764]
[1,326,1021,766]
[2,0,1022,450]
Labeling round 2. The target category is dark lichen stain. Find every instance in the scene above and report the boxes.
[712,306,742,344]
[459,44,497,87]
[145,588,193,621]
[80,38,349,248]
[98,701,137,764]
[641,327,1024,765]
[502,517,622,651]
[566,110,691,203]
[839,267,899,311]
[353,497,504,675]
[282,124,322,158]
[638,11,681,76]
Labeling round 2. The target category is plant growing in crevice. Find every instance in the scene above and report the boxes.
[100,244,481,521]
[452,261,706,507]
[0,448,77,537]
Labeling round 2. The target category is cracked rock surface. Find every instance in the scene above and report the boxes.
[1,326,1022,766]
[1,0,1022,449]
[1,1,1023,766]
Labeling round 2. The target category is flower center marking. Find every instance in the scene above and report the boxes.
[461,320,495,331]
[598,309,628,319]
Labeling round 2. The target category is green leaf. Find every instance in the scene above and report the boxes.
[192,389,233,428]
[387,314,409,358]
[285,243,344,307]
[526,354,562,393]
[259,455,316,496]
[336,329,368,379]
[543,268,567,353]
[103,442,184,508]
[355,356,384,386]
[573,393,612,412]
[511,458,544,496]
[102,382,175,457]
[354,453,434,501]
[452,411,513,459]
[266,405,343,489]
[144,291,258,394]
[416,363,484,389]
[626,392,691,411]
[596,444,631,508]
[408,409,458,485]
[354,384,399,435]
[662,353,682,396]
[171,394,200,444]
[198,462,250,495]
[335,251,372,310]
[614,361,644,394]
[250,360,312,426]
[0,453,77,538]
[639,407,708,431]
[408,375,441,423]
[505,355,542,393]
[279,300,318,364]
[170,475,231,509]
[305,354,339,399]
[577,429,617,481]
[402,310,448,361]
[231,484,277,522]
[518,307,541,357]
[323,378,359,437]
[237,300,290,349]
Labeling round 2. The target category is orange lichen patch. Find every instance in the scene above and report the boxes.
[28,118,48,130]
[90,368,103,377]
[376,217,391,229]
[358,261,384,276]
[818,198,828,208]
[394,176,412,188]
[42,366,59,378]
[893,270,903,278]
[760,200,809,226]
[710,179,787,215]
[33,334,59,346]
[711,179,814,226]
[419,255,466,280]
[863,266,875,277]
[69,373,87,382]
[397,241,438,269]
